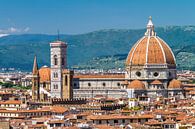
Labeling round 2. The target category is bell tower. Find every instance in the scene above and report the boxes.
[32,56,40,101]
[50,40,67,98]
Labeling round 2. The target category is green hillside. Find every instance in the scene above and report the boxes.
[0,26,195,71]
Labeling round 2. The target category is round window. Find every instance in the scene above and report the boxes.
[136,71,141,77]
[153,72,159,77]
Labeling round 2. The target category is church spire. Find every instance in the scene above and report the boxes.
[32,56,39,75]
[145,16,156,36]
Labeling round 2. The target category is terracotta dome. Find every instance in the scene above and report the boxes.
[121,80,129,85]
[127,80,145,90]
[39,66,51,83]
[126,17,176,68]
[168,79,182,89]
[150,80,162,85]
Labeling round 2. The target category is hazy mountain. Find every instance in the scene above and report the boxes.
[0,26,195,71]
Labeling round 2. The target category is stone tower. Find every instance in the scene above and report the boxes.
[62,69,74,99]
[32,56,40,101]
[50,40,67,98]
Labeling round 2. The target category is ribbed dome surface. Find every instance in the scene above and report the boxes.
[127,80,145,90]
[150,80,162,85]
[168,79,182,89]
[126,17,176,67]
[126,36,176,66]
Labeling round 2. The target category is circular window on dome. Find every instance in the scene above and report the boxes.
[153,72,159,77]
[136,71,141,77]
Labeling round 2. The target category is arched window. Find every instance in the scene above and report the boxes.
[65,75,68,85]
[102,82,106,87]
[54,55,58,65]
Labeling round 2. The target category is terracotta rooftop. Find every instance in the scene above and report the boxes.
[189,91,195,95]
[0,92,12,95]
[163,119,176,124]
[145,119,161,125]
[94,124,120,129]
[168,79,182,89]
[28,124,46,129]
[48,120,65,124]
[50,106,68,113]
[0,100,21,105]
[184,87,195,91]
[0,108,52,114]
[88,114,153,120]
[183,84,195,87]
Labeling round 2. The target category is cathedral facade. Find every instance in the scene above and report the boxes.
[125,17,183,99]
[31,17,184,101]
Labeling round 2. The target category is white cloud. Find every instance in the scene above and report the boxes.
[0,27,30,34]
[9,27,20,33]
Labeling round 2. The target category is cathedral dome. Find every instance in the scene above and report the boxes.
[39,66,51,83]
[127,80,145,90]
[126,17,176,68]
[168,79,182,89]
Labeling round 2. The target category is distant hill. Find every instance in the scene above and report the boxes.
[1,26,195,71]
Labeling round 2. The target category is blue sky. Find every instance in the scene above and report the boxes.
[0,0,195,34]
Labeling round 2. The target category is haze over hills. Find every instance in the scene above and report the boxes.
[0,26,195,71]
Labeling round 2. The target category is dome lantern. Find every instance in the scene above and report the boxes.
[145,16,156,36]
